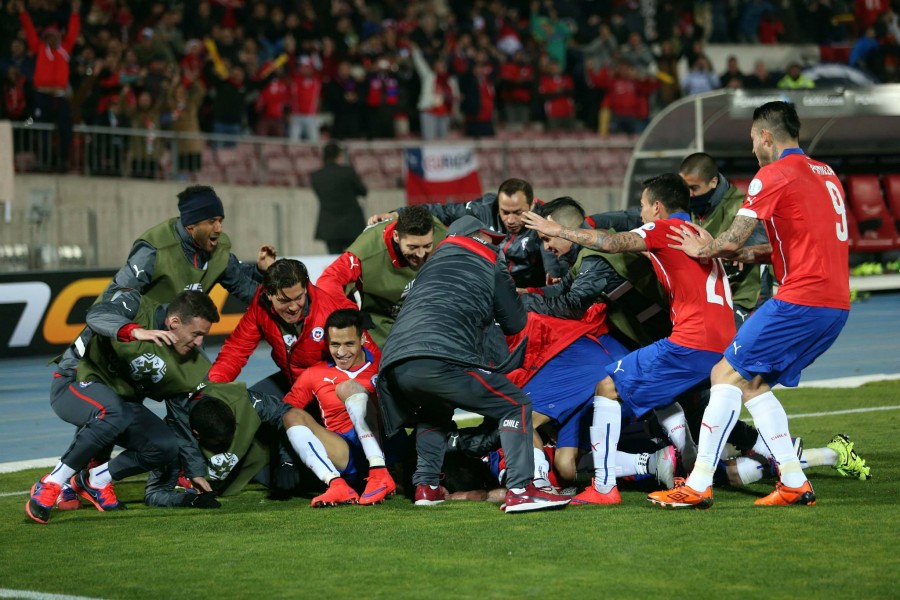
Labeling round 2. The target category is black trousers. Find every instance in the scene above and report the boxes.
[385,358,534,489]
[50,374,178,480]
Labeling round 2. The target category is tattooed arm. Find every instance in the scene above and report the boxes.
[733,243,773,264]
[666,215,758,259]
[522,211,647,254]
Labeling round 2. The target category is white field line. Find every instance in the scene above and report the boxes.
[0,590,107,600]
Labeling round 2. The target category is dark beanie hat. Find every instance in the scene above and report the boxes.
[178,188,225,225]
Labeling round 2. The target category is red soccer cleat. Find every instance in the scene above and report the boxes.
[571,481,621,505]
[311,477,359,507]
[358,467,397,506]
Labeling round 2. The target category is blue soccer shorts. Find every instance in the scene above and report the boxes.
[726,298,849,387]
[525,335,629,449]
[607,338,722,419]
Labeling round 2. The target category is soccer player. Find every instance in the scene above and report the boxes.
[523,174,736,505]
[26,291,219,524]
[504,307,632,487]
[378,215,572,513]
[282,309,395,507]
[652,100,851,508]
[521,196,671,348]
[316,205,447,347]
[366,178,563,289]
[207,259,374,396]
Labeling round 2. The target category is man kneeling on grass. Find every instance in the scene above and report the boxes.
[150,309,394,509]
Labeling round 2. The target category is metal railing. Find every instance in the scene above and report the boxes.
[9,121,637,189]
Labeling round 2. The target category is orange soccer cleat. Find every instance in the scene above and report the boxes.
[311,477,359,507]
[755,481,816,506]
[648,482,713,510]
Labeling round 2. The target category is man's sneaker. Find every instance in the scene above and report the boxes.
[755,480,816,506]
[648,482,713,510]
[70,470,122,512]
[655,445,677,489]
[414,484,448,506]
[827,433,872,480]
[26,475,61,524]
[311,477,359,507]
[358,468,397,505]
[572,481,621,505]
[55,482,81,511]
[502,483,572,513]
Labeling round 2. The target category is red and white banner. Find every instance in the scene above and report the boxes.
[404,145,482,205]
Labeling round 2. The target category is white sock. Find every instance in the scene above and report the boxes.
[654,402,697,469]
[802,447,837,468]
[613,451,653,477]
[286,425,340,484]
[533,447,551,485]
[590,396,621,493]
[89,462,113,488]
[344,392,385,468]
[725,456,766,485]
[751,432,772,458]
[47,462,77,486]
[745,392,806,488]
[687,384,742,491]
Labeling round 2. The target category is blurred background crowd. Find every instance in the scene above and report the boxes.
[2,0,899,155]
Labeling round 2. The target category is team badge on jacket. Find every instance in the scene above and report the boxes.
[129,353,167,383]
[311,327,325,342]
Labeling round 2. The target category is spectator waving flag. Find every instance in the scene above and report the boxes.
[404,146,482,205]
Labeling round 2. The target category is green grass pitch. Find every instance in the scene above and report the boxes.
[1,381,898,599]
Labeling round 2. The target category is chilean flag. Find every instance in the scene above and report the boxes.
[404,146,483,205]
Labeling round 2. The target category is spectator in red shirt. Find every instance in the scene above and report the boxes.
[254,63,289,137]
[498,49,535,128]
[591,59,659,136]
[288,56,322,142]
[18,0,80,171]
[1,65,29,120]
[538,58,575,130]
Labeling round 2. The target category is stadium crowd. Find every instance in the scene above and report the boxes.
[2,0,900,174]
[24,100,873,523]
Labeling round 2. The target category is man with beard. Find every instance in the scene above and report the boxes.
[366,178,562,289]
[317,205,446,347]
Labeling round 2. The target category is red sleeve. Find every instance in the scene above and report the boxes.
[741,168,786,221]
[19,11,40,53]
[117,323,142,342]
[63,12,80,53]
[635,221,666,251]
[207,290,265,382]
[315,252,362,299]
[283,369,314,409]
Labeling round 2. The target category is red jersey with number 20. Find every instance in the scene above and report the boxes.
[283,351,379,435]
[737,151,850,310]
[634,216,736,352]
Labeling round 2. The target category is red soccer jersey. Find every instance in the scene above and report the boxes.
[635,216,736,352]
[737,151,850,310]
[283,350,379,435]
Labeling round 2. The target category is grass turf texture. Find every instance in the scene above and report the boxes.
[1,381,898,599]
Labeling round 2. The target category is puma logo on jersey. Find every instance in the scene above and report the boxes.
[348,255,359,270]
[613,361,625,374]
[252,397,263,408]
[732,342,742,354]
[131,264,145,278]
[323,376,338,385]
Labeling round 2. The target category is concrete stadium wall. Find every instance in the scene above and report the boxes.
[2,174,622,270]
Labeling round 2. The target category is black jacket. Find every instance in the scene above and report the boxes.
[378,234,527,435]
[396,193,563,288]
[311,162,367,243]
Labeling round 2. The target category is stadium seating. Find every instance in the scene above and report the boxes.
[729,178,752,194]
[883,174,900,232]
[845,175,900,252]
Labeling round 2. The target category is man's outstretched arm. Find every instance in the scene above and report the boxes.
[522,211,647,253]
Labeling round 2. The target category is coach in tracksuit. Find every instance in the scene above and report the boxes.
[378,216,571,512]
